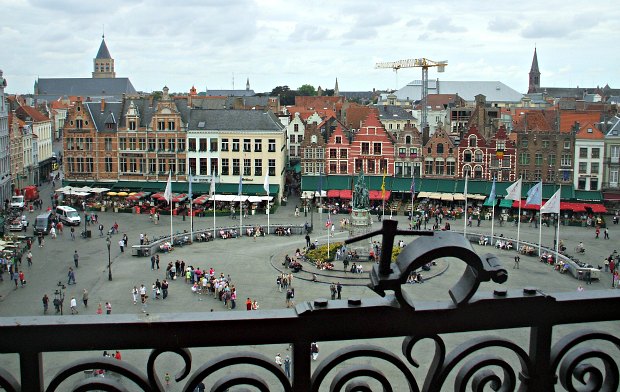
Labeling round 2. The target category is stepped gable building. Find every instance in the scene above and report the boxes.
[349,110,394,176]
[285,112,306,162]
[457,125,516,181]
[422,123,456,178]
[393,122,423,178]
[458,126,488,179]
[35,36,136,102]
[300,123,325,176]
[513,111,574,183]
[487,125,516,182]
[325,121,351,175]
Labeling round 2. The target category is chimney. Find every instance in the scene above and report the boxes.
[100,98,106,112]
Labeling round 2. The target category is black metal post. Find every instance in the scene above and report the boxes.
[106,236,112,281]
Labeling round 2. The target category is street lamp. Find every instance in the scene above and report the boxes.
[106,236,112,281]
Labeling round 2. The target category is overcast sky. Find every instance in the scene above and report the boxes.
[2,0,618,96]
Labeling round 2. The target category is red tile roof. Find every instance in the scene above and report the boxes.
[575,121,604,139]
[559,111,601,133]
[345,105,374,129]
[512,110,553,132]
[16,105,49,122]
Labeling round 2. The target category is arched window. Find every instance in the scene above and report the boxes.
[475,150,483,162]
[474,166,483,179]
[405,135,411,144]
[436,143,444,154]
[469,136,477,147]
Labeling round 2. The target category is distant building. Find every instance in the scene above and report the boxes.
[574,122,605,191]
[388,79,523,105]
[34,36,136,102]
[325,122,351,175]
[603,116,620,193]
[14,104,53,182]
[0,70,11,201]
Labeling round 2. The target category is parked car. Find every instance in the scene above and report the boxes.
[9,215,28,232]
[10,195,25,210]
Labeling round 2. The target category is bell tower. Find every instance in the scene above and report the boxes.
[93,35,116,79]
[528,47,540,94]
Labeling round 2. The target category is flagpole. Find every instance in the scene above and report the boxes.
[516,199,522,252]
[267,195,270,236]
[189,174,193,243]
[538,181,544,256]
[463,174,468,239]
[489,177,496,246]
[327,210,330,258]
[555,184,561,255]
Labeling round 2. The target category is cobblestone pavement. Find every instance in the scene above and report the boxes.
[1,176,618,390]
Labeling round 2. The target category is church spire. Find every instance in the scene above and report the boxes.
[246,77,250,91]
[528,47,540,94]
[334,78,339,96]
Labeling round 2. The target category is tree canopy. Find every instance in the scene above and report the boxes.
[297,84,316,96]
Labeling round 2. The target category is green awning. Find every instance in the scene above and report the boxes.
[483,197,498,207]
[499,198,514,208]
[573,190,603,202]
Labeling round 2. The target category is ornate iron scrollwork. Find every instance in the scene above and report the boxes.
[0,367,20,392]
[346,220,507,308]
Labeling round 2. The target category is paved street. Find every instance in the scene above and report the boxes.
[1,176,619,390]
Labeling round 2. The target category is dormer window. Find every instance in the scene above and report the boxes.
[311,135,317,144]
[469,135,477,147]
[335,136,341,144]
[129,120,136,131]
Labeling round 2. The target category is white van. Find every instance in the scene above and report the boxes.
[56,206,81,226]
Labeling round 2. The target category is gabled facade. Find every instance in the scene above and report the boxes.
[63,98,100,182]
[574,122,605,190]
[487,126,517,182]
[15,104,53,181]
[300,123,325,176]
[393,122,422,178]
[325,122,351,175]
[422,126,456,178]
[349,111,394,176]
[458,126,488,179]
[286,113,305,162]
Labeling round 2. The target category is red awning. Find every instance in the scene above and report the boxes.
[512,200,540,210]
[193,195,209,205]
[339,190,352,199]
[171,193,187,203]
[369,190,391,201]
[152,192,164,199]
[603,192,620,201]
[327,190,340,198]
[587,204,608,213]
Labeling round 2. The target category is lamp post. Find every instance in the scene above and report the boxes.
[106,236,112,281]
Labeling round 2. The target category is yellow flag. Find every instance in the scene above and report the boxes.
[381,171,386,199]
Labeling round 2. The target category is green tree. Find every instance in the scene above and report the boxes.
[297,84,316,96]
[270,85,297,105]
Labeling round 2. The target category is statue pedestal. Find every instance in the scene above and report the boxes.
[350,208,372,227]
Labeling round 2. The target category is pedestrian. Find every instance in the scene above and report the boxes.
[67,267,76,285]
[132,286,138,304]
[82,289,89,307]
[577,284,584,292]
[605,227,609,239]
[151,255,156,270]
[73,250,79,268]
[275,353,282,367]
[155,254,160,269]
[96,303,103,315]
[284,355,291,378]
[123,233,128,248]
[595,227,600,239]
[18,270,25,287]
[115,351,121,360]
[37,233,43,247]
[70,296,79,314]
[162,279,169,299]
[27,251,33,268]
[140,284,147,304]
[246,297,252,311]
[99,223,104,237]
[585,269,592,285]
[305,234,311,248]
[336,282,342,299]
[330,283,336,300]
[42,294,49,313]
[513,255,520,269]
[311,342,319,361]
[119,238,125,253]
[70,227,75,240]
[105,301,112,314]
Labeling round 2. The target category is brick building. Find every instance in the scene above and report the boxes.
[422,126,456,178]
[325,122,351,175]
[349,111,394,176]
[393,122,422,178]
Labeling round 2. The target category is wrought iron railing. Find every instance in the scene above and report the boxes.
[1,220,619,391]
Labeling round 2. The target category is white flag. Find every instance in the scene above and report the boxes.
[263,174,270,195]
[164,171,172,204]
[541,189,561,214]
[209,173,216,197]
[505,178,522,201]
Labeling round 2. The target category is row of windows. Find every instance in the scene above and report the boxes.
[220,138,276,153]
[328,161,350,174]
[353,159,388,174]
[578,147,601,159]
[518,169,573,182]
[360,142,383,155]
[328,149,348,159]
[65,157,95,173]
[519,153,571,166]
[118,138,186,152]
[289,135,303,144]
[578,162,601,174]
[522,139,571,149]
[424,160,456,176]
[66,138,94,151]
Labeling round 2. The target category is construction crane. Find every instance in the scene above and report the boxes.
[375,58,448,129]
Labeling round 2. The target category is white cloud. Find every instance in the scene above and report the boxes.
[0,0,618,95]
